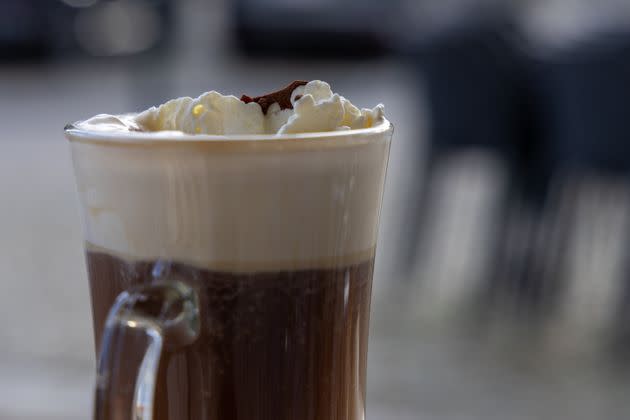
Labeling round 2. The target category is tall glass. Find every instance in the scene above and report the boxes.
[65,120,392,420]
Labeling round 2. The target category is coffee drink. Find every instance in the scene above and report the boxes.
[87,249,373,420]
[67,80,391,420]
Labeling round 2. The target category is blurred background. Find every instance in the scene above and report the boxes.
[3,0,630,418]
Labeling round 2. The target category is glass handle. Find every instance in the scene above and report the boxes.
[93,280,200,420]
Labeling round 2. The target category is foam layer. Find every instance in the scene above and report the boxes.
[69,123,392,272]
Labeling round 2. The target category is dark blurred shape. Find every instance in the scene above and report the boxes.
[538,35,630,175]
[411,24,548,202]
[231,0,397,57]
[0,0,174,61]
[402,18,548,274]
[61,0,100,7]
[0,1,49,60]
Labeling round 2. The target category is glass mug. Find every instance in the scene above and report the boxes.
[65,120,392,420]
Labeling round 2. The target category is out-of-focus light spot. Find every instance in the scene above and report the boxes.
[61,0,99,8]
[73,0,161,56]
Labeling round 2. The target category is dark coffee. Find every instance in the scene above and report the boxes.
[87,250,374,420]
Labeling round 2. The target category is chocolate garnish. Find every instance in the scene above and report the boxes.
[240,80,307,114]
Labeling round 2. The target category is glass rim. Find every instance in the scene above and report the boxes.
[64,118,392,146]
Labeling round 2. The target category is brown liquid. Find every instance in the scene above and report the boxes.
[86,251,374,420]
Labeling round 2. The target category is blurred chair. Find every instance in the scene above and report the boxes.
[398,4,552,319]
[534,33,630,350]
[399,0,630,358]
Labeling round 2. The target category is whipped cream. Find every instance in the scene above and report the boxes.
[76,80,385,136]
